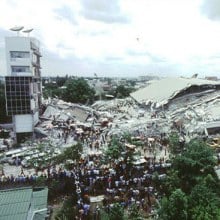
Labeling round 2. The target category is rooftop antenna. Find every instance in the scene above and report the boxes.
[10,26,24,36]
[22,28,33,37]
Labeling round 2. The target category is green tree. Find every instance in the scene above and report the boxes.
[104,134,140,175]
[43,82,64,99]
[108,203,125,220]
[159,139,220,219]
[169,132,180,154]
[115,85,134,98]
[158,189,188,220]
[48,179,60,201]
[188,183,220,220]
[162,170,181,196]
[128,203,144,220]
[172,139,217,192]
[56,76,67,87]
[0,84,11,123]
[55,196,77,220]
[203,174,220,194]
[63,78,95,104]
[105,133,142,162]
[55,143,83,166]
[104,136,125,163]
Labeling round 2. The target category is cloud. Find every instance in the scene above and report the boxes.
[201,0,220,20]
[1,0,220,77]
[126,49,167,63]
[54,5,77,24]
[104,56,123,62]
[80,0,129,23]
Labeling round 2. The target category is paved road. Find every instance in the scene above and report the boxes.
[3,163,36,177]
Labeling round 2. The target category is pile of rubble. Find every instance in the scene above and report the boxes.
[36,78,220,142]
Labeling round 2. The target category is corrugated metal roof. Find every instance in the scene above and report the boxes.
[0,187,48,220]
[32,188,48,210]
[0,188,32,220]
[32,188,48,220]
[0,213,27,220]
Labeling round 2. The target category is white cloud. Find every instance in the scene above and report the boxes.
[0,0,220,76]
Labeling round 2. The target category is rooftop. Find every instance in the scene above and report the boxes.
[130,77,220,107]
[0,187,32,220]
[0,187,48,220]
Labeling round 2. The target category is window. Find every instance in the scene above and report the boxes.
[11,66,30,73]
[10,51,30,58]
[5,76,32,115]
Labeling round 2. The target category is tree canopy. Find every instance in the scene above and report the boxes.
[172,139,217,193]
[159,189,188,220]
[63,78,95,104]
[115,85,134,98]
[158,139,220,219]
[103,134,139,167]
[188,182,220,220]
[0,84,11,123]
[55,143,83,168]
[42,82,64,99]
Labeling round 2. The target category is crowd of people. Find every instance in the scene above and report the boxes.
[0,125,171,219]
[0,102,174,219]
[0,155,169,219]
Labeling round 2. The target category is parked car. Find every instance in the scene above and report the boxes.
[21,156,32,168]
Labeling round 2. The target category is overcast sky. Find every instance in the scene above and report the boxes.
[0,0,220,78]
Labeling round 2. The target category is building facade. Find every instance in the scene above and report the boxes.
[5,36,42,140]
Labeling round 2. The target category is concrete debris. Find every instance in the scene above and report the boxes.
[32,81,220,141]
[34,127,48,138]
[2,78,220,177]
[41,101,93,122]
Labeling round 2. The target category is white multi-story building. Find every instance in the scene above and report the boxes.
[5,35,42,141]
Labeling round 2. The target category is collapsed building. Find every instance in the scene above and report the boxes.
[130,77,220,109]
[129,77,220,137]
[3,76,219,150]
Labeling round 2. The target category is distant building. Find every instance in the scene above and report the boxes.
[138,75,159,82]
[0,187,48,220]
[4,35,42,141]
